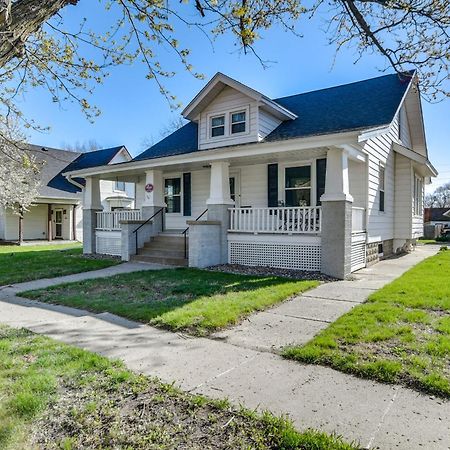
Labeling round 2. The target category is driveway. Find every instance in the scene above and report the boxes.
[0,245,448,449]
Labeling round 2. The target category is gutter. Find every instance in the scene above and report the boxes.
[66,175,85,190]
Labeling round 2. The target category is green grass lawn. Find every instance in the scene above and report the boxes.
[284,249,450,398]
[0,244,119,286]
[0,325,356,450]
[22,268,318,336]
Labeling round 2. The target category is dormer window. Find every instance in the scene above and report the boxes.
[211,115,225,138]
[231,111,246,134]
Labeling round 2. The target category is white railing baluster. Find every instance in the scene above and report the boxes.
[227,206,322,234]
[96,209,142,231]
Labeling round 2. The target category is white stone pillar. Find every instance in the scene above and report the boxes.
[207,162,234,206]
[204,162,234,265]
[141,169,165,231]
[320,147,353,279]
[83,177,102,254]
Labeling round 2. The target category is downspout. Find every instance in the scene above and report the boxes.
[65,174,85,191]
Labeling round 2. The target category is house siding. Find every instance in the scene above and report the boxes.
[399,105,412,149]
[198,86,259,150]
[258,109,282,140]
[394,153,413,242]
[364,116,400,243]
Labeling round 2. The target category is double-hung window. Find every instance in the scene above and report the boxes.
[211,115,225,138]
[413,175,423,215]
[285,166,311,207]
[231,111,246,134]
[379,165,385,212]
[115,180,125,191]
[164,178,181,213]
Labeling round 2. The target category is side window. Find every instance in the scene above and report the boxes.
[379,165,385,212]
[230,111,246,134]
[414,176,423,215]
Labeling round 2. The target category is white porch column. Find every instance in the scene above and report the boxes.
[141,169,165,230]
[320,147,354,279]
[83,177,102,254]
[196,162,234,266]
[207,161,234,206]
[321,147,353,203]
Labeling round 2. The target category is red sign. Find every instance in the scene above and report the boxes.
[145,183,154,193]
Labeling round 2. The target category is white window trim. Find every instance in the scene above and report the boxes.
[279,160,314,207]
[205,105,250,143]
[163,174,183,216]
[210,114,226,139]
[413,173,423,217]
[378,163,386,214]
[230,110,247,136]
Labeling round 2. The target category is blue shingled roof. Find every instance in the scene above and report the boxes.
[48,146,125,193]
[134,72,413,162]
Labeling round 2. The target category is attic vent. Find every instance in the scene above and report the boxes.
[41,147,48,152]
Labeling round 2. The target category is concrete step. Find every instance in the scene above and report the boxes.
[139,248,187,258]
[132,254,188,266]
[143,240,186,251]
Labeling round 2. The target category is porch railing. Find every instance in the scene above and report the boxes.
[229,207,321,234]
[351,207,366,233]
[96,209,141,231]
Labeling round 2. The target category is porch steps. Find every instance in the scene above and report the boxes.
[131,233,188,267]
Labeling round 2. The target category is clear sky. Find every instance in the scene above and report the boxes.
[18,1,449,191]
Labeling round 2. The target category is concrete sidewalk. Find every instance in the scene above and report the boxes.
[0,245,448,449]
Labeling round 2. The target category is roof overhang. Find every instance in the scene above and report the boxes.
[181,72,297,121]
[393,142,438,178]
[63,130,360,180]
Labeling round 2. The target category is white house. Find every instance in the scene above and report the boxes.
[0,145,135,242]
[63,71,437,279]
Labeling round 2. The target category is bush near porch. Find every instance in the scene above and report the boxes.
[0,244,119,286]
[21,269,318,336]
[284,249,450,398]
[0,325,357,450]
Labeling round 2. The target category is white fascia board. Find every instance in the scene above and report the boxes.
[64,131,360,178]
[393,143,438,177]
[357,125,391,142]
[182,72,296,121]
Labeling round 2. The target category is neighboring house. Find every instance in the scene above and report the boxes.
[0,145,134,242]
[63,71,437,279]
[424,208,450,227]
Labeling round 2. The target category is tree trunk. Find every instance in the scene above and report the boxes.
[0,0,78,68]
[18,209,24,244]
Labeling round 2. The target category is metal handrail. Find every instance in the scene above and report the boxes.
[181,209,208,259]
[132,207,164,255]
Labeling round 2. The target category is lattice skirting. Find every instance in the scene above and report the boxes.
[96,231,121,256]
[229,241,321,271]
[351,233,367,272]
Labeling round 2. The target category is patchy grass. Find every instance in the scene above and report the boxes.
[284,249,450,398]
[0,244,119,286]
[0,325,356,450]
[21,268,318,336]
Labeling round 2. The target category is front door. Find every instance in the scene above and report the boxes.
[54,209,63,239]
[229,173,241,207]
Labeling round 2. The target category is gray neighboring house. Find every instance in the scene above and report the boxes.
[63,72,438,279]
[424,208,450,227]
[0,145,134,242]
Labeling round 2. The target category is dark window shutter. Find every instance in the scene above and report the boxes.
[267,164,278,207]
[183,173,191,216]
[316,158,327,206]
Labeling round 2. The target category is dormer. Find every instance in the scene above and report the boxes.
[182,73,297,150]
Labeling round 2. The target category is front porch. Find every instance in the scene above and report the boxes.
[82,145,368,278]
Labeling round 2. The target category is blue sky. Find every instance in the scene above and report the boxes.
[18,1,449,191]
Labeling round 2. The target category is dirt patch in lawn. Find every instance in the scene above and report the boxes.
[30,373,354,450]
[208,264,336,282]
